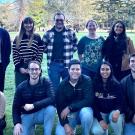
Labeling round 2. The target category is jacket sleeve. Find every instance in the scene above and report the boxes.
[12,37,22,71]
[33,78,55,109]
[113,82,124,113]
[56,84,69,126]
[93,100,103,122]
[42,32,49,53]
[12,86,23,125]
[120,78,134,121]
[36,34,44,63]
[69,77,94,112]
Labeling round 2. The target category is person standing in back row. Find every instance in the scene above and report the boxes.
[42,12,78,90]
[0,27,11,92]
[12,17,44,87]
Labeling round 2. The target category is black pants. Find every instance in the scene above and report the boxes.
[0,64,5,92]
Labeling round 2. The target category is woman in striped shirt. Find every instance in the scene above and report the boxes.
[12,17,44,87]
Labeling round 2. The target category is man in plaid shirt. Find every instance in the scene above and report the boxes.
[42,12,78,90]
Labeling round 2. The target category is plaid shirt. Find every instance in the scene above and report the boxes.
[42,26,78,68]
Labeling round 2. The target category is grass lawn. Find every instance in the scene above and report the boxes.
[4,32,135,135]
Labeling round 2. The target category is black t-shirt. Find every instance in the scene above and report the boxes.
[51,29,64,60]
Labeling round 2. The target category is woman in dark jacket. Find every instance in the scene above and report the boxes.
[102,20,135,81]
[91,61,124,135]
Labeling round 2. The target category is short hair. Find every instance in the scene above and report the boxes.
[54,12,65,20]
[129,53,135,61]
[86,19,98,28]
[68,59,81,69]
[28,60,41,69]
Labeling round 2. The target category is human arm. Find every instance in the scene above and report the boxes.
[35,34,44,63]
[0,92,6,119]
[33,78,55,110]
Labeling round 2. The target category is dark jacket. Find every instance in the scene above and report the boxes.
[56,74,94,126]
[0,28,11,71]
[121,74,135,122]
[93,76,124,121]
[12,77,55,125]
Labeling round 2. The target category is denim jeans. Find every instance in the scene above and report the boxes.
[55,107,93,135]
[48,62,69,91]
[124,122,135,135]
[91,111,124,135]
[20,106,56,135]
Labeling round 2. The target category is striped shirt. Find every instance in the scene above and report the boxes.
[12,33,44,70]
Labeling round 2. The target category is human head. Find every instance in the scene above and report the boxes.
[86,19,98,34]
[54,12,65,30]
[28,60,41,80]
[98,61,113,81]
[110,20,126,36]
[68,59,81,81]
[129,54,135,73]
[20,16,34,35]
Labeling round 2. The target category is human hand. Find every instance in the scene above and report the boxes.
[61,107,70,120]
[19,68,28,74]
[112,110,120,122]
[64,124,74,135]
[99,120,108,130]
[13,123,23,135]
[24,104,34,111]
[132,114,135,123]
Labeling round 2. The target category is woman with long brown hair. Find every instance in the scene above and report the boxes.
[12,17,44,87]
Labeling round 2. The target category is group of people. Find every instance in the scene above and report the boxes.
[0,12,135,135]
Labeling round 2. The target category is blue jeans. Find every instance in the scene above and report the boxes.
[124,122,135,135]
[48,62,69,90]
[20,106,56,135]
[91,111,124,135]
[55,107,93,135]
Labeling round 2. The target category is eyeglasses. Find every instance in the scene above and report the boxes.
[55,19,64,22]
[29,68,40,72]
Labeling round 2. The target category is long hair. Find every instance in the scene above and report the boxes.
[16,17,35,48]
[93,61,115,92]
[109,20,126,38]
[107,20,127,54]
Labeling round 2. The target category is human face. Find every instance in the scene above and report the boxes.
[114,23,124,35]
[100,64,111,80]
[54,15,65,30]
[28,63,41,80]
[24,22,34,32]
[129,56,135,72]
[87,21,97,34]
[68,64,81,81]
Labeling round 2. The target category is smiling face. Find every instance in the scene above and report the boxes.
[54,14,65,31]
[86,20,97,34]
[68,64,81,81]
[129,56,135,73]
[28,63,41,80]
[114,22,124,35]
[100,64,111,80]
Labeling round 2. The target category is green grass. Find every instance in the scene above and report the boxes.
[4,32,135,135]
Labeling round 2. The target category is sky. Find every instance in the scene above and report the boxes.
[0,0,15,3]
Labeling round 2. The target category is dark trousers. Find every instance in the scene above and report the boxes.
[0,64,5,92]
[15,71,29,88]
